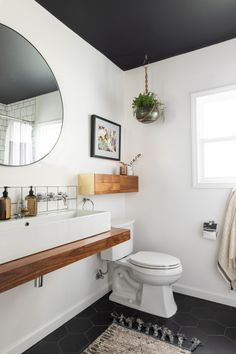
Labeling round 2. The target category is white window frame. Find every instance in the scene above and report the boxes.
[191,84,236,189]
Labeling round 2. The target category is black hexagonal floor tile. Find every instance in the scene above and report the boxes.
[22,291,236,354]
[174,292,187,303]
[76,305,96,318]
[226,328,236,343]
[217,304,236,314]
[113,303,137,317]
[59,333,88,352]
[172,313,198,326]
[173,293,189,311]
[43,325,67,342]
[90,311,111,325]
[177,300,193,312]
[202,300,232,313]
[191,306,217,320]
[215,311,236,327]
[93,298,116,312]
[86,325,108,342]
[28,342,61,354]
[66,317,93,333]
[194,345,217,354]
[185,296,209,308]
[134,309,159,324]
[206,336,236,354]
[179,326,208,344]
[198,319,225,335]
[158,318,180,332]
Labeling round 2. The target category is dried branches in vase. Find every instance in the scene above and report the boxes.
[120,154,141,176]
[128,153,141,167]
[127,153,141,176]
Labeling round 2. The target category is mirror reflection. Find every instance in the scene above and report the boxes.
[0,24,63,166]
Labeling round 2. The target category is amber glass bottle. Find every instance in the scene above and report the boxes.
[25,186,37,216]
[0,186,11,220]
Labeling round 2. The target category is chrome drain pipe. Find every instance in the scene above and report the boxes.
[34,275,44,288]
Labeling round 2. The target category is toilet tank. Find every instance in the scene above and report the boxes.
[101,218,135,261]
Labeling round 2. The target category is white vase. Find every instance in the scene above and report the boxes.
[127,166,134,176]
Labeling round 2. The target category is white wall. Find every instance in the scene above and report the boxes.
[35,91,62,123]
[0,1,125,353]
[124,39,236,307]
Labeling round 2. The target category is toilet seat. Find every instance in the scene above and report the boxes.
[128,251,181,270]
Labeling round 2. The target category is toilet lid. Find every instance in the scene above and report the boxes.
[129,251,181,269]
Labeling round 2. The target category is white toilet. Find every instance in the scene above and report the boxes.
[101,219,183,318]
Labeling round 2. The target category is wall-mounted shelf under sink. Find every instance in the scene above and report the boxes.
[0,227,130,294]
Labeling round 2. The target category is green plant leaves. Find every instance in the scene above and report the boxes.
[132,92,163,111]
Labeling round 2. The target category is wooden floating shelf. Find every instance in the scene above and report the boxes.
[78,173,139,195]
[0,228,130,294]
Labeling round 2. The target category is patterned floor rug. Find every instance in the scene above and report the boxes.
[83,323,192,354]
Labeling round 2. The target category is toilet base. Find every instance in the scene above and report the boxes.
[110,283,177,318]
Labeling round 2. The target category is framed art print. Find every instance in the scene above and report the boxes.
[90,115,121,160]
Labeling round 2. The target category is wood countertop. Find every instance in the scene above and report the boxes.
[0,227,130,294]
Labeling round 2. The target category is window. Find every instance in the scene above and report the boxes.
[192,85,236,187]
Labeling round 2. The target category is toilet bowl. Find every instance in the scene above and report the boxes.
[101,219,183,318]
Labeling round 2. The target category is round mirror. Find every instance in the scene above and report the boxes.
[0,24,63,166]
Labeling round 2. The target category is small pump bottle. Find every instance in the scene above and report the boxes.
[0,186,11,220]
[25,186,37,216]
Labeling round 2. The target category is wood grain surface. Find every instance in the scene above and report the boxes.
[0,227,130,293]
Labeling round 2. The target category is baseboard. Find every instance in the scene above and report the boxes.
[4,283,112,354]
[173,283,236,307]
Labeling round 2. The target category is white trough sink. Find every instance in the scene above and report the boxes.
[0,209,111,264]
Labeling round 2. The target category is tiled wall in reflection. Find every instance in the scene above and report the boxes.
[0,185,78,217]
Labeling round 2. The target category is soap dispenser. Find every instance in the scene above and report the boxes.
[25,186,37,216]
[0,186,11,220]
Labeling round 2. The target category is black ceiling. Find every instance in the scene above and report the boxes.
[36,0,236,71]
[0,24,58,104]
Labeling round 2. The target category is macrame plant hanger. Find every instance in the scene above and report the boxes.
[132,54,164,123]
[144,54,149,94]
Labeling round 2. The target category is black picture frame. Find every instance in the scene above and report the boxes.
[90,115,121,160]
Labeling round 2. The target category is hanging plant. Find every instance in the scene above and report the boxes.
[132,56,165,124]
[132,92,164,123]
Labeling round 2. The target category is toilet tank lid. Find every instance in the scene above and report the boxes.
[129,251,181,268]
[111,218,135,228]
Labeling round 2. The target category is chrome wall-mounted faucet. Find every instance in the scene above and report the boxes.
[36,192,68,204]
[58,192,68,207]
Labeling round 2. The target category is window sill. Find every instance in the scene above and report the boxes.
[193,180,236,189]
